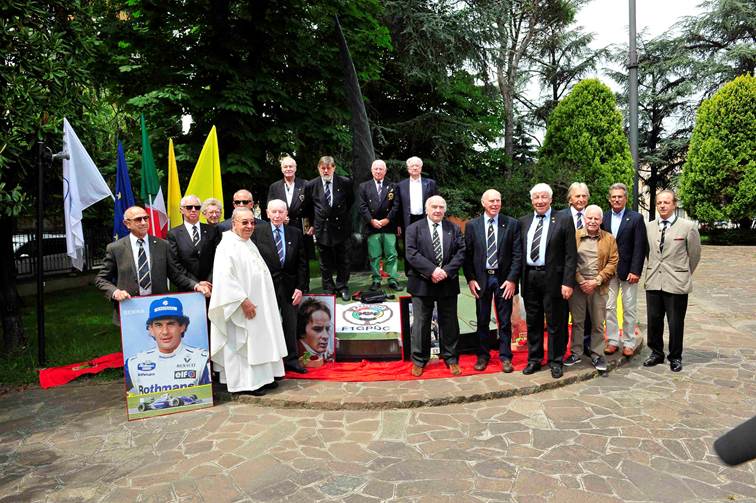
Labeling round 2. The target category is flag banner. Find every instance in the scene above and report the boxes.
[186,126,223,223]
[166,138,183,228]
[140,115,167,237]
[113,141,136,240]
[62,118,113,270]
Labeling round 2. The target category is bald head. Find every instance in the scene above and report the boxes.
[481,189,501,218]
[232,190,254,210]
[267,199,288,226]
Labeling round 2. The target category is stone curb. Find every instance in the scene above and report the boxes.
[216,341,645,410]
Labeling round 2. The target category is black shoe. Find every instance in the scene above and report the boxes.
[670,359,683,372]
[473,357,489,371]
[522,362,541,375]
[242,388,266,396]
[643,354,665,367]
[388,281,401,291]
[285,361,308,374]
[563,354,581,366]
[550,364,563,379]
[501,359,513,373]
[340,288,351,301]
[262,380,279,390]
[370,281,381,290]
[591,355,608,371]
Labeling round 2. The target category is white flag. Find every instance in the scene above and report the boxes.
[62,118,113,270]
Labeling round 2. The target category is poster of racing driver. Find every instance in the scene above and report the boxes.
[119,292,212,419]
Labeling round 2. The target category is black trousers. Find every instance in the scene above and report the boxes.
[411,295,459,367]
[317,241,350,292]
[474,274,513,361]
[523,269,568,366]
[646,290,688,361]
[274,284,299,365]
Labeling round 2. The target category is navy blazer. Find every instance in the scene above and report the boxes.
[358,179,400,234]
[518,210,577,298]
[305,175,354,246]
[405,218,465,297]
[601,207,647,280]
[167,222,221,282]
[255,223,309,294]
[266,178,307,229]
[397,177,438,231]
[463,213,522,290]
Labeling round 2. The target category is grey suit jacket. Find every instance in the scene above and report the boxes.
[95,235,197,323]
[644,217,701,294]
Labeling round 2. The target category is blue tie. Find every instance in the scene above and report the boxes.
[275,227,285,265]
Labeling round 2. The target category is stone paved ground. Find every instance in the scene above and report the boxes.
[0,246,754,502]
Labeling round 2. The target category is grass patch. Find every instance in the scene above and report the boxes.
[1,288,123,387]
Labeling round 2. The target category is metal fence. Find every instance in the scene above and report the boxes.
[13,226,113,280]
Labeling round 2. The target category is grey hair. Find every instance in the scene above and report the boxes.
[529,183,553,198]
[566,182,590,203]
[201,197,222,212]
[584,204,603,219]
[608,182,628,197]
[180,194,201,206]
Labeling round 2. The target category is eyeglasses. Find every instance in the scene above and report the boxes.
[182,205,201,210]
[126,216,150,222]
[233,200,252,205]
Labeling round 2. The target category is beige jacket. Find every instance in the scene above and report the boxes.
[644,216,701,294]
[574,228,618,295]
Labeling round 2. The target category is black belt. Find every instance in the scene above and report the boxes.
[486,269,498,275]
[527,265,546,271]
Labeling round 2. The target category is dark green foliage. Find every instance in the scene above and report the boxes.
[680,75,756,228]
[537,79,633,205]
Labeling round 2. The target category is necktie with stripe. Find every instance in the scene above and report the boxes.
[275,226,285,265]
[192,225,199,246]
[576,211,583,229]
[659,220,669,253]
[137,238,151,291]
[530,215,545,262]
[486,218,498,269]
[432,223,442,266]
[324,181,332,207]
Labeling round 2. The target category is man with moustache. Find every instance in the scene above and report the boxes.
[405,196,466,377]
[305,156,354,301]
[602,183,646,357]
[519,184,577,379]
[95,206,211,324]
[643,190,701,373]
[255,199,309,374]
[167,194,221,284]
[464,189,522,373]
[358,159,401,291]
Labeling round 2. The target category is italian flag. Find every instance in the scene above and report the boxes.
[140,114,168,238]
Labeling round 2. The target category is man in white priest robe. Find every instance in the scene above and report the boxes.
[208,207,288,396]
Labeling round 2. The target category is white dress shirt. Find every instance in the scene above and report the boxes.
[409,177,423,215]
[526,208,551,267]
[183,221,201,244]
[129,233,152,295]
[426,217,443,262]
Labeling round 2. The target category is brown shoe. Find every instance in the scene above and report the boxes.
[473,357,489,371]
[604,344,619,355]
[622,346,635,357]
[449,363,462,376]
[410,364,423,377]
[501,360,513,373]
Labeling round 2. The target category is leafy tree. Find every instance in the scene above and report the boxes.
[537,79,633,205]
[680,74,756,228]
[464,0,574,163]
[608,35,697,217]
[97,0,392,204]
[681,0,756,96]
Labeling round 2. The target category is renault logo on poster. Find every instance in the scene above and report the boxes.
[337,302,402,333]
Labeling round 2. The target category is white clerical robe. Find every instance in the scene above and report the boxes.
[208,231,287,392]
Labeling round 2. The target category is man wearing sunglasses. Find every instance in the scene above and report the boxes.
[167,195,221,284]
[218,189,263,233]
[96,206,212,324]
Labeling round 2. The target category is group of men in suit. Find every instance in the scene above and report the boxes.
[96,152,701,381]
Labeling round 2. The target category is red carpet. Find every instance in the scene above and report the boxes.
[286,331,574,381]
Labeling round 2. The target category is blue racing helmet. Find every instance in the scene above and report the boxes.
[145,297,190,327]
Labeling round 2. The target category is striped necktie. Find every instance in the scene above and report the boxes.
[530,215,545,262]
[324,181,332,206]
[274,226,285,265]
[659,220,669,253]
[486,218,498,268]
[137,238,151,291]
[432,223,442,266]
[192,225,200,246]
[576,211,583,229]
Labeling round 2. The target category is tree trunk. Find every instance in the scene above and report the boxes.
[0,215,27,354]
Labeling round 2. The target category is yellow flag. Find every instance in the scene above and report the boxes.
[167,138,183,228]
[186,126,224,222]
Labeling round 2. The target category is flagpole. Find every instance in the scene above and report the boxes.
[148,193,154,235]
[36,142,47,366]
